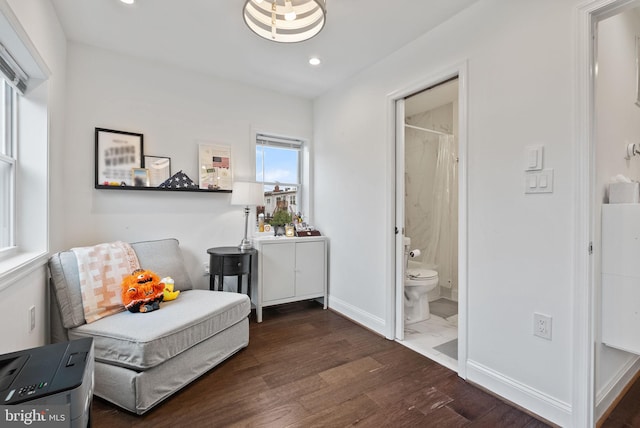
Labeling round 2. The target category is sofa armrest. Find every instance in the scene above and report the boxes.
[49,281,70,343]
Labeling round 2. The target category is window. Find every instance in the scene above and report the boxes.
[0,79,15,252]
[255,134,302,220]
[0,18,49,279]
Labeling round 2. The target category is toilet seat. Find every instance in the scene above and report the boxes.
[406,268,438,280]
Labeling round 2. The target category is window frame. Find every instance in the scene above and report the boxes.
[0,79,16,258]
[255,133,303,218]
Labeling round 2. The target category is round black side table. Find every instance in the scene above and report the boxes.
[207,246,257,295]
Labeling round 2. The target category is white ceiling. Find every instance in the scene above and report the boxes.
[49,0,478,99]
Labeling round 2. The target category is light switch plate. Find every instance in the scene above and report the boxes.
[525,168,553,194]
[525,145,543,171]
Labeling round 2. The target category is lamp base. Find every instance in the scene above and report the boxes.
[238,239,253,251]
[237,205,254,250]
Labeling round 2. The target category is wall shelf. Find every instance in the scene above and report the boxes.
[95,185,231,193]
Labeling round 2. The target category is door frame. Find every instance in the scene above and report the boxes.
[386,61,468,378]
[575,0,640,426]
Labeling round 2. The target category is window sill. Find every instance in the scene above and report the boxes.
[0,250,49,292]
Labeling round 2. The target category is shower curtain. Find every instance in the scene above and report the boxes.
[423,134,456,288]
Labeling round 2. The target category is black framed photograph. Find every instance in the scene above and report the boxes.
[143,155,171,187]
[95,128,144,187]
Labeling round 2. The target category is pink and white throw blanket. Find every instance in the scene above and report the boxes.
[72,241,140,323]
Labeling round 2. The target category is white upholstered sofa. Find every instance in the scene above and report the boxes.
[48,238,250,414]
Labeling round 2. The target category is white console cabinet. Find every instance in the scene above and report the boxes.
[254,236,327,322]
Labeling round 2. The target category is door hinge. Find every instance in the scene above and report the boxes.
[588,242,593,255]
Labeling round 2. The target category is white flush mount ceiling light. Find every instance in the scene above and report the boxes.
[243,0,327,43]
[120,0,135,4]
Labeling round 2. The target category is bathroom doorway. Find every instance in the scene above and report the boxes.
[393,74,465,373]
[578,0,640,423]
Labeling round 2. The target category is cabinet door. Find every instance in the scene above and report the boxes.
[261,242,296,302]
[295,241,325,297]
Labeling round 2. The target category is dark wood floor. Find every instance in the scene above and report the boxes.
[91,301,551,427]
[602,374,640,427]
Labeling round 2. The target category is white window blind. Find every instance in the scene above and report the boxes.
[0,44,27,94]
[256,134,303,150]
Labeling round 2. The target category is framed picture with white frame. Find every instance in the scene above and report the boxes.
[198,143,232,190]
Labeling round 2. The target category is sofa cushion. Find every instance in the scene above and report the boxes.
[68,290,250,370]
[131,239,193,291]
[48,238,193,329]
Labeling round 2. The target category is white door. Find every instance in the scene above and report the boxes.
[395,98,406,340]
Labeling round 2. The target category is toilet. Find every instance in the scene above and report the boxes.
[403,237,439,324]
[405,268,439,324]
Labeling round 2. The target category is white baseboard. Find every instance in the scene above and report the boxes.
[466,360,571,427]
[595,353,640,421]
[329,296,387,337]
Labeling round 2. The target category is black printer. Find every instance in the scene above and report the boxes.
[0,338,94,427]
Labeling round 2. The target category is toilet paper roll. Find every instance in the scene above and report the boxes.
[409,249,421,258]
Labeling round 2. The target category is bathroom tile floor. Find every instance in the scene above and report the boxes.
[400,313,458,371]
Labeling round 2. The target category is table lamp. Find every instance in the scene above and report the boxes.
[230,181,264,250]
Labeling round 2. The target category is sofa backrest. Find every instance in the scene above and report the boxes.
[131,239,194,292]
[48,238,193,329]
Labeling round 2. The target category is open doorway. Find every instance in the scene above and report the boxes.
[590,1,640,423]
[391,67,467,376]
[574,0,640,425]
[397,78,459,371]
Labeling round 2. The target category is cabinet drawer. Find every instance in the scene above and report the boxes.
[211,254,252,276]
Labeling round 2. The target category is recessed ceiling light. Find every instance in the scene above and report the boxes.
[309,57,321,66]
[120,0,135,4]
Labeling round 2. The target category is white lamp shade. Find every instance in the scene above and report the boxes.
[231,182,264,206]
[243,0,326,43]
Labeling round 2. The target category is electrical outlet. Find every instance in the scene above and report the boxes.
[29,306,35,332]
[533,312,552,340]
[203,263,210,276]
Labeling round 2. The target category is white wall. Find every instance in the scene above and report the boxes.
[0,0,66,353]
[594,8,640,418]
[314,1,577,424]
[60,42,313,288]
